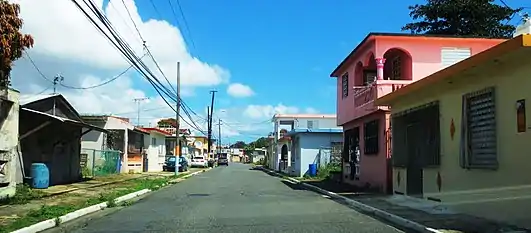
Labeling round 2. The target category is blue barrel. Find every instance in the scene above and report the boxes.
[31,163,50,189]
[309,164,317,177]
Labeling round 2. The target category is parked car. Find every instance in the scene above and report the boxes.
[163,156,188,172]
[190,156,208,168]
[218,153,229,166]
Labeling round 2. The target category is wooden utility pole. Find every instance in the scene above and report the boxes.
[133,97,149,126]
[207,90,217,158]
[218,119,222,153]
[175,62,181,176]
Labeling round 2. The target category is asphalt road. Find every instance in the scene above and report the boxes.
[67,163,403,233]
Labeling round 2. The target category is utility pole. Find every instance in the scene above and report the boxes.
[175,62,181,176]
[218,119,222,153]
[207,90,217,158]
[133,97,149,126]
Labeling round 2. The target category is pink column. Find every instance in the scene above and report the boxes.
[375,58,386,80]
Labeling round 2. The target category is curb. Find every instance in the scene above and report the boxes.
[258,167,442,233]
[10,169,211,233]
[10,189,151,233]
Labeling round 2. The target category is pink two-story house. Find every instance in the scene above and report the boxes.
[330,32,504,194]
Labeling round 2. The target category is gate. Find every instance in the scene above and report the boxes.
[81,148,122,177]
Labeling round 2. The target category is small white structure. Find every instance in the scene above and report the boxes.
[142,128,170,172]
[270,114,340,173]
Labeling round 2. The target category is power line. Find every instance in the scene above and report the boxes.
[72,0,203,134]
[172,0,196,51]
[119,0,145,44]
[120,0,177,94]
[24,51,54,83]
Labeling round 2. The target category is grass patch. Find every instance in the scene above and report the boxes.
[0,175,177,233]
[0,184,46,205]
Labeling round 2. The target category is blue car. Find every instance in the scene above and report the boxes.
[163,156,188,172]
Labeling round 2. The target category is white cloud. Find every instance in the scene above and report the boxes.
[242,104,319,120]
[226,83,254,98]
[10,0,229,136]
[305,107,319,114]
[13,0,229,87]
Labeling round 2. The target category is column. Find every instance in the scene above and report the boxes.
[375,58,386,80]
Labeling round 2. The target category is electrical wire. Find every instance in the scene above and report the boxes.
[60,54,147,89]
[72,0,204,134]
[24,51,54,83]
[174,0,196,51]
[121,0,177,94]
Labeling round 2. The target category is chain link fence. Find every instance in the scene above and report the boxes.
[80,148,122,177]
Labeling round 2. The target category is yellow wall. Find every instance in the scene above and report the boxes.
[391,59,531,203]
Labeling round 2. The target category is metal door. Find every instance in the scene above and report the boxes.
[406,123,423,197]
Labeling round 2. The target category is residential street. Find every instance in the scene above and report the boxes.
[64,163,402,233]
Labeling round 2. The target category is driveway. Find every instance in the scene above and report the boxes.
[64,163,403,233]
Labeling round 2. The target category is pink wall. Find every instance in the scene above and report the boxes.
[342,111,391,193]
[335,36,504,126]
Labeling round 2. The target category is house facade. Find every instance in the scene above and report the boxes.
[81,115,147,173]
[287,129,343,177]
[376,34,531,228]
[141,128,171,172]
[270,114,339,173]
[330,32,505,193]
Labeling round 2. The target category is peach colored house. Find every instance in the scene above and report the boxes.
[330,32,504,193]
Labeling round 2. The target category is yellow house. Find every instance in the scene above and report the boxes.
[188,136,216,158]
[376,34,531,228]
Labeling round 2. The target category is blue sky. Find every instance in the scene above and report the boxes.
[135,0,420,110]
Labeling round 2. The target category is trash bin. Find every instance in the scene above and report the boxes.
[309,163,317,177]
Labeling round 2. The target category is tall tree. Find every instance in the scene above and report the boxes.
[402,0,522,38]
[157,118,177,128]
[249,137,269,148]
[0,0,34,88]
[230,141,246,149]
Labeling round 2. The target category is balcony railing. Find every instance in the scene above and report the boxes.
[353,80,412,108]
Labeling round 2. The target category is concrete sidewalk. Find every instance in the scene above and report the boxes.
[256,166,530,233]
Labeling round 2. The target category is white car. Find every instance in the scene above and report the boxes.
[190,156,208,168]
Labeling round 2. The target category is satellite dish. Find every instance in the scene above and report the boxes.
[194,141,203,148]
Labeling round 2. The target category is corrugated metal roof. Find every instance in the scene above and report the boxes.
[21,107,108,133]
[19,93,60,106]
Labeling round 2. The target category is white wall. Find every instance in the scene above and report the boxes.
[145,132,166,172]
[292,133,343,177]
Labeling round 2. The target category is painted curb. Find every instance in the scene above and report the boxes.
[259,167,442,233]
[10,189,151,233]
[9,168,214,233]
